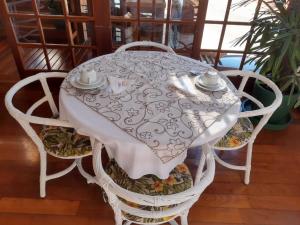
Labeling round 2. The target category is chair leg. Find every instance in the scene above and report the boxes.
[105,191,123,225]
[180,210,189,225]
[113,209,123,225]
[76,158,95,184]
[169,220,179,225]
[244,142,253,185]
[39,152,47,198]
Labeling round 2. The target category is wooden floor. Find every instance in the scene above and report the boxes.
[1,40,300,225]
[21,47,73,71]
[0,41,19,83]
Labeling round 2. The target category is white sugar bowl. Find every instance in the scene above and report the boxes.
[80,69,97,85]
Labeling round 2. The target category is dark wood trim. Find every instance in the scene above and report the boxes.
[7,13,95,21]
[164,0,172,45]
[110,17,197,24]
[191,0,208,59]
[32,0,51,70]
[16,42,97,49]
[214,0,232,68]
[0,1,25,77]
[137,0,141,41]
[93,0,112,55]
[205,20,251,26]
[61,0,76,67]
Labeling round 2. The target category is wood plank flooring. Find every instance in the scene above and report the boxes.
[0,40,300,225]
[21,47,73,71]
[0,41,19,82]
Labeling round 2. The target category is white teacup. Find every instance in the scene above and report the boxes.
[202,70,219,86]
[80,70,97,85]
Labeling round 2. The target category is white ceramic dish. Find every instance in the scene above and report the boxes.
[195,76,227,91]
[70,75,108,90]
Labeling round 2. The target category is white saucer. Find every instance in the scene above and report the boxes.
[75,74,105,86]
[70,75,108,90]
[195,76,227,91]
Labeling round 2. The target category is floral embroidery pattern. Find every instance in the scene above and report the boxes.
[61,51,240,163]
[139,131,152,139]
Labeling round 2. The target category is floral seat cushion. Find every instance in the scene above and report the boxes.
[40,126,92,158]
[215,117,253,149]
[105,160,193,224]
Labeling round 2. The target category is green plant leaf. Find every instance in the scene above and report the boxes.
[294,98,300,108]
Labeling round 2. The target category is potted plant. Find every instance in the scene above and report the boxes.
[235,0,300,130]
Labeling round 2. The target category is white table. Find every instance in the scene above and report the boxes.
[60,51,241,179]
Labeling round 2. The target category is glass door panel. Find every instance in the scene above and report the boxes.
[110,0,198,55]
[6,0,35,14]
[2,0,98,76]
[11,16,41,43]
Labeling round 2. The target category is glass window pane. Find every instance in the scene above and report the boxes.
[171,0,198,20]
[70,21,95,46]
[68,0,93,16]
[140,0,167,19]
[169,23,194,52]
[201,24,222,50]
[41,19,68,44]
[74,48,96,65]
[140,23,164,43]
[111,22,138,45]
[219,53,243,69]
[111,0,122,16]
[219,53,257,71]
[229,0,258,22]
[111,0,137,18]
[11,17,41,43]
[199,51,218,66]
[6,0,34,14]
[206,0,228,21]
[39,0,64,15]
[19,47,47,70]
[222,25,250,51]
[47,48,73,70]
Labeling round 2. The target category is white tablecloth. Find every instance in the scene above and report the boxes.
[60,51,241,179]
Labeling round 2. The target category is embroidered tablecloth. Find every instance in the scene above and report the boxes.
[61,51,240,164]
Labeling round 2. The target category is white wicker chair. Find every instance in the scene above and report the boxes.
[92,141,215,225]
[5,72,95,198]
[115,41,176,54]
[213,70,282,184]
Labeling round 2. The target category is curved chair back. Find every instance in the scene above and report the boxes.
[115,41,176,54]
[93,141,215,224]
[220,70,282,148]
[5,72,73,155]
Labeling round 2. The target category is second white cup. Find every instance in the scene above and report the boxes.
[203,70,219,86]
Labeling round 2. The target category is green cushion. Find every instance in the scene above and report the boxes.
[105,160,193,223]
[40,126,92,158]
[215,117,253,149]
